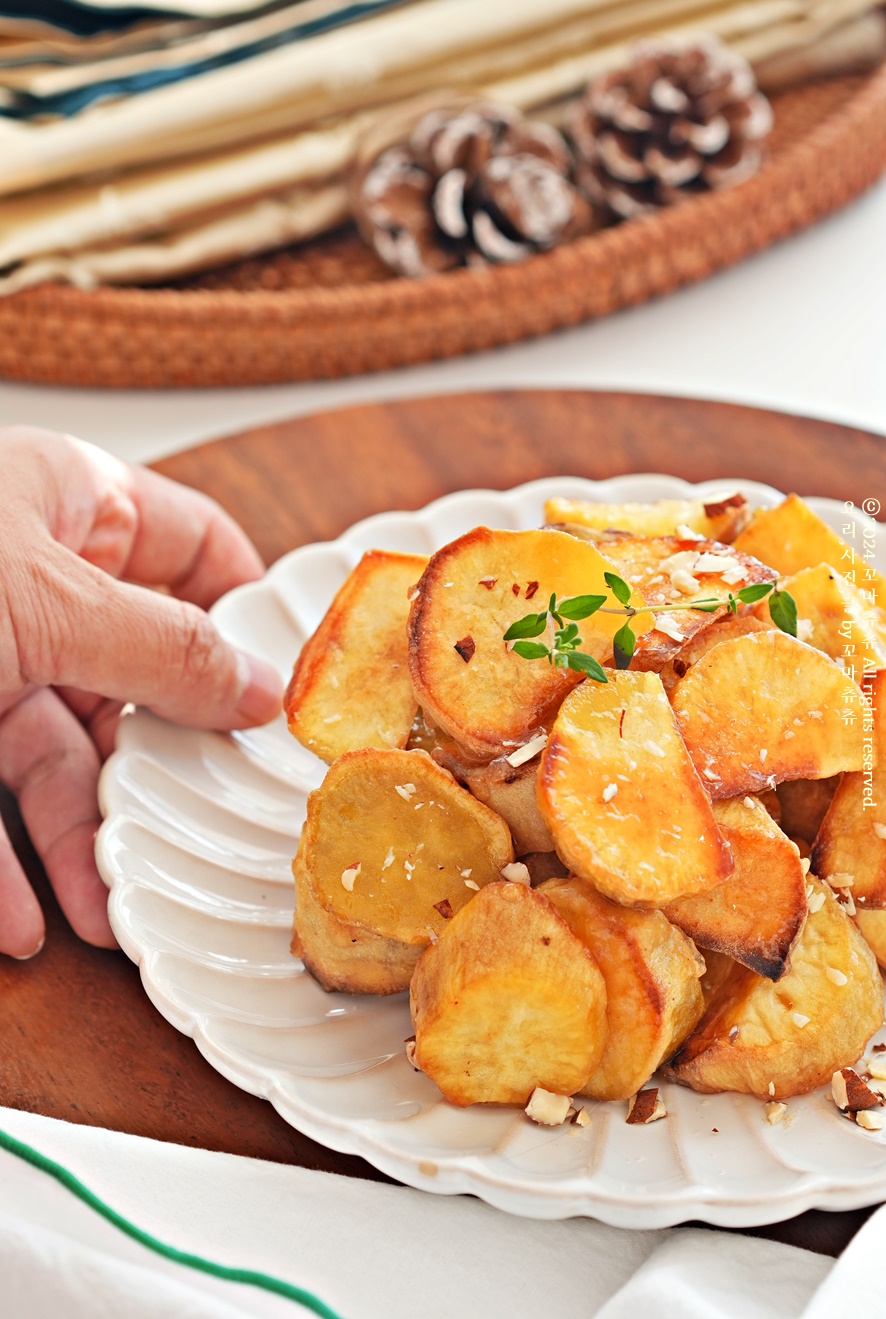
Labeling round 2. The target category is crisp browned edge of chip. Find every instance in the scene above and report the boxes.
[284,548,426,730]
[407,526,582,754]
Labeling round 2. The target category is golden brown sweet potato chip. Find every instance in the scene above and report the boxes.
[408,526,651,759]
[410,881,607,1106]
[659,614,774,693]
[545,493,749,542]
[734,494,886,611]
[670,631,868,799]
[285,549,427,762]
[538,671,733,907]
[293,748,514,993]
[579,535,776,673]
[663,880,884,1099]
[813,669,886,906]
[771,563,886,675]
[665,796,807,980]
[541,875,704,1100]
[856,909,886,969]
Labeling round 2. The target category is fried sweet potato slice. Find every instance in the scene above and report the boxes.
[285,549,428,762]
[663,879,884,1099]
[670,631,868,799]
[812,670,886,906]
[545,493,749,542]
[538,671,733,907]
[293,748,513,994]
[665,796,807,980]
[408,526,651,759]
[856,909,886,969]
[658,613,774,692]
[410,881,608,1106]
[771,563,886,674]
[581,535,776,673]
[541,875,704,1100]
[291,872,422,995]
[734,494,886,611]
[433,738,554,855]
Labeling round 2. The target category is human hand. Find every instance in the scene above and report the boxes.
[0,426,283,958]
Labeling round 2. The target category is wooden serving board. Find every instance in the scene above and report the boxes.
[1,390,884,1254]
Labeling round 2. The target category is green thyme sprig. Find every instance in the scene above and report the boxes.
[503,577,797,684]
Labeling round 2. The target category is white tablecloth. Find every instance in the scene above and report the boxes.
[0,1105,848,1319]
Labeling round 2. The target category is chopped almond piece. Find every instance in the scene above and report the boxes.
[626,1088,667,1124]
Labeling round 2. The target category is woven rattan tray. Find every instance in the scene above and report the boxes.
[3,65,885,389]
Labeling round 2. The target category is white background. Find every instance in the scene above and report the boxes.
[1,176,884,466]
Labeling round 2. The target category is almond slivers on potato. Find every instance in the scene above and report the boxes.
[664,880,884,1099]
[671,631,868,799]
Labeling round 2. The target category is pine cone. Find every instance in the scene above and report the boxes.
[353,102,594,277]
[570,39,773,220]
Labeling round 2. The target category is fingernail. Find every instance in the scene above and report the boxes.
[235,651,284,725]
[10,934,45,961]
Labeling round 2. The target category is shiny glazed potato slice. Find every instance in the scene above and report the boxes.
[665,796,807,980]
[813,669,886,906]
[410,881,607,1106]
[734,493,886,611]
[670,631,868,799]
[658,614,774,693]
[773,563,886,673]
[541,875,704,1101]
[538,671,733,907]
[295,748,514,948]
[285,549,428,762]
[407,526,651,759]
[581,535,776,673]
[544,493,749,542]
[663,879,884,1099]
[856,909,886,969]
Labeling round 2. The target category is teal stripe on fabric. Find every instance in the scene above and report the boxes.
[0,1125,346,1319]
[0,0,407,117]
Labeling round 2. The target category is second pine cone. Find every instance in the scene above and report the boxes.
[570,39,773,220]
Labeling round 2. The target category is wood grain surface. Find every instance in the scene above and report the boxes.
[1,390,884,1255]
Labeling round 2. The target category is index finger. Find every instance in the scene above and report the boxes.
[78,441,267,610]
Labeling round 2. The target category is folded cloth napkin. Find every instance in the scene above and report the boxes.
[0,1104,852,1319]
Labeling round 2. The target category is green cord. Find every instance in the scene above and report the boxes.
[0,1125,345,1319]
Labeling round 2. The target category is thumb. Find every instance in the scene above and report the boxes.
[25,548,282,729]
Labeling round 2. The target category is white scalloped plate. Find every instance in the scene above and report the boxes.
[96,474,886,1228]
